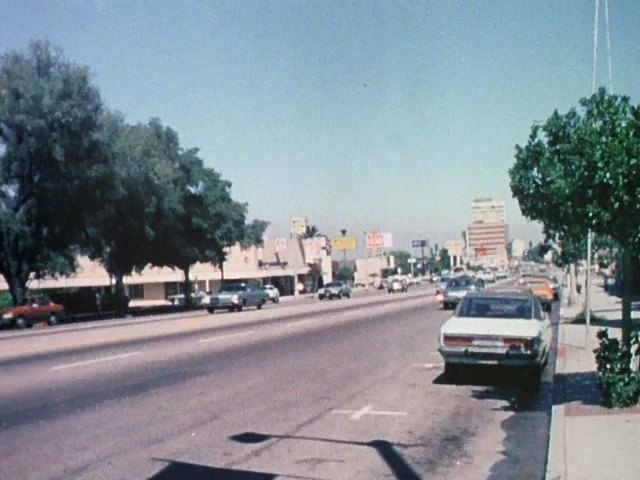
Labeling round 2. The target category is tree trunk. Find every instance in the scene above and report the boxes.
[182,265,192,307]
[2,271,29,306]
[567,264,578,306]
[621,249,633,347]
[113,272,128,317]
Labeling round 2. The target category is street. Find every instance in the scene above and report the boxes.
[0,285,557,480]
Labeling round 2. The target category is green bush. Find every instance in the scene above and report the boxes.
[0,291,13,309]
[593,329,640,408]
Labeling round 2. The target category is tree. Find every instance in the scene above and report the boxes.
[300,224,320,238]
[510,88,640,345]
[389,250,412,276]
[334,266,354,282]
[84,114,166,314]
[0,40,108,305]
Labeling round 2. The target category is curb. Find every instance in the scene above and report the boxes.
[546,321,567,480]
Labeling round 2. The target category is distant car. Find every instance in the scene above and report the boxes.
[438,291,551,387]
[495,269,509,280]
[261,284,280,303]
[387,277,408,293]
[167,291,208,306]
[318,281,352,300]
[520,278,555,311]
[206,283,268,313]
[1,297,65,329]
[438,276,484,309]
[435,276,451,294]
[476,269,496,283]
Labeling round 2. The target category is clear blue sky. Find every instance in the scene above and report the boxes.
[2,1,639,253]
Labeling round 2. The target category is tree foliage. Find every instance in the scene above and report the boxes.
[0,40,107,305]
[510,88,640,344]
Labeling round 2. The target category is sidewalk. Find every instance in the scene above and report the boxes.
[546,279,640,480]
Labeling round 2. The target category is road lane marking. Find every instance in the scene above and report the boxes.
[332,405,408,421]
[52,351,142,371]
[197,330,255,343]
[412,362,444,369]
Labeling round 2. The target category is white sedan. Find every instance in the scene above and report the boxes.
[438,291,552,387]
[261,284,280,303]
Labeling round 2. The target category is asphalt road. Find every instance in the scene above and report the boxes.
[0,285,558,479]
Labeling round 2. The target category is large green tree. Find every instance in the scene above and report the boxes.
[84,114,166,313]
[510,88,640,345]
[143,119,266,305]
[0,40,108,305]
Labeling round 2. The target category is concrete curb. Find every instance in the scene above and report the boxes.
[546,320,567,480]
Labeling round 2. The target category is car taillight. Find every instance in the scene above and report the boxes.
[443,335,473,347]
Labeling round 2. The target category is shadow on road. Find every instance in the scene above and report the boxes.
[149,459,279,480]
[229,431,424,480]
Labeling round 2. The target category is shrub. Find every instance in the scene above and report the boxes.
[593,329,640,408]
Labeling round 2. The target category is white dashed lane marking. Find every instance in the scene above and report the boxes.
[412,362,444,370]
[52,351,142,371]
[197,330,255,343]
[332,405,408,420]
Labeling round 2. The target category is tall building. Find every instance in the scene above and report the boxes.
[467,198,508,266]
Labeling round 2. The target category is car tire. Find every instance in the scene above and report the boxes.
[15,316,28,329]
[444,363,459,383]
[48,314,59,326]
[257,299,265,310]
[206,307,214,314]
[526,365,542,389]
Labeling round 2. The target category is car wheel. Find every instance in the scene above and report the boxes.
[257,299,265,310]
[206,307,214,314]
[48,314,58,326]
[15,316,28,329]
[444,363,459,383]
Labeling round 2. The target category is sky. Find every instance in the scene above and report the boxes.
[2,0,640,255]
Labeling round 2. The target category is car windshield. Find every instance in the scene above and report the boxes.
[325,282,341,287]
[218,284,246,293]
[457,297,534,319]
[447,277,475,288]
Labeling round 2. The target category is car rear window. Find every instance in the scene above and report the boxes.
[457,297,534,319]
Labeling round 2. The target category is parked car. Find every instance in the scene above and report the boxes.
[205,283,269,313]
[387,277,408,293]
[1,297,65,329]
[318,281,352,300]
[437,276,484,309]
[519,276,555,310]
[261,284,280,303]
[438,291,551,386]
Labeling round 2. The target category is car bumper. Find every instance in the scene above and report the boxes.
[438,346,543,367]
[210,299,240,308]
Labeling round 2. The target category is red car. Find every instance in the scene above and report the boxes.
[1,297,65,329]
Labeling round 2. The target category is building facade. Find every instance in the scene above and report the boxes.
[467,198,508,267]
[0,236,333,306]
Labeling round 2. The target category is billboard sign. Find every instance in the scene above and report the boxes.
[290,217,307,238]
[367,232,393,250]
[332,236,357,251]
[445,240,465,257]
